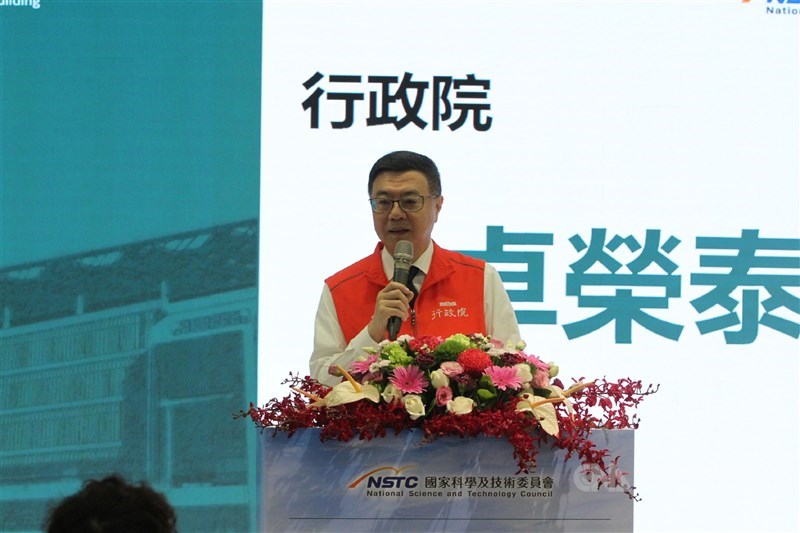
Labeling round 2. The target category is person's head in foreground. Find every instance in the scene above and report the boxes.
[44,474,177,533]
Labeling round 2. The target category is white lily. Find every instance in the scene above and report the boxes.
[516,393,559,436]
[325,381,381,406]
[323,365,381,407]
[546,385,574,416]
[514,380,595,435]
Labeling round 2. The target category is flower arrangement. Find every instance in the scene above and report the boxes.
[242,333,657,500]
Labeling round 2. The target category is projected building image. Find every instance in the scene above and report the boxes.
[0,220,258,532]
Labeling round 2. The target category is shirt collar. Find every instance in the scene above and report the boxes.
[381,241,433,279]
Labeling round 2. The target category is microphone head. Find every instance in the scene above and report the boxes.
[393,240,414,268]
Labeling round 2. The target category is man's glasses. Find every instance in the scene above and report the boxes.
[369,195,439,214]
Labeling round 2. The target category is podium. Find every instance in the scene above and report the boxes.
[259,429,633,532]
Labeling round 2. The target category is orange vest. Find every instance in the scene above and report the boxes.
[326,242,486,343]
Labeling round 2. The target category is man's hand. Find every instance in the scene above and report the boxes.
[367,281,414,342]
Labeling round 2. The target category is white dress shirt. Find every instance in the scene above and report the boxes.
[310,242,520,386]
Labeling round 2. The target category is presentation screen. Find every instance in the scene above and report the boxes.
[259,2,799,531]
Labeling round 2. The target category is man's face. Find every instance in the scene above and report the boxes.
[370,170,443,259]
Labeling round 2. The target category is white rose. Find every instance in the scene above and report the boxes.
[430,369,450,389]
[446,396,476,415]
[381,383,403,404]
[515,363,533,384]
[403,394,426,420]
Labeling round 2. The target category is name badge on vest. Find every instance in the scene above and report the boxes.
[431,301,471,320]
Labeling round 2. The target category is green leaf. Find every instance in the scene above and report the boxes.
[426,395,437,413]
[532,387,551,398]
[476,388,497,401]
[479,374,496,393]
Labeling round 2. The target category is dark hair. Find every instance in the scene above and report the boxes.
[368,150,442,196]
[44,474,177,533]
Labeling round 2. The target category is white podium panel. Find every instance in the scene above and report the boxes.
[259,428,633,532]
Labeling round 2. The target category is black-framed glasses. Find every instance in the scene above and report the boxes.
[369,195,439,214]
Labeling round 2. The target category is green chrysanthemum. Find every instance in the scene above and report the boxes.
[433,333,473,362]
[384,343,414,367]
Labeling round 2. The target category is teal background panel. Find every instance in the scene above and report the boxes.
[0,1,261,531]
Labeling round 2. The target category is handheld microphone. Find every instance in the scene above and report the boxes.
[387,240,414,340]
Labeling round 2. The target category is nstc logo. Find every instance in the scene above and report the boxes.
[366,476,419,489]
[349,466,419,490]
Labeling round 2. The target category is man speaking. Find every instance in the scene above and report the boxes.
[310,151,520,386]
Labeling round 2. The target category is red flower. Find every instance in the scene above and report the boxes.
[457,348,493,375]
[408,335,444,355]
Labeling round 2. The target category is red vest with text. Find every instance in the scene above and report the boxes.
[326,242,486,343]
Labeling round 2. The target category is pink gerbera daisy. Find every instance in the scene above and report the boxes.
[525,352,550,373]
[483,365,523,391]
[389,365,429,394]
[350,354,378,374]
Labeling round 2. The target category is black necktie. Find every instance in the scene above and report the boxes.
[407,266,420,309]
